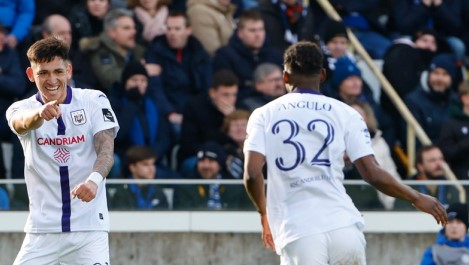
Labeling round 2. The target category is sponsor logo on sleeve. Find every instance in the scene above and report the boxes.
[102,109,115,122]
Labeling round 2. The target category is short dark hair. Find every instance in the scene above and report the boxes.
[284,41,323,76]
[211,69,239,89]
[125,146,157,166]
[415,145,440,166]
[167,10,190,27]
[27,37,69,64]
[237,10,263,30]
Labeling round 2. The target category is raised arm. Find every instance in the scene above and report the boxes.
[354,155,448,225]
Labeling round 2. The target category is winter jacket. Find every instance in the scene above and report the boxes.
[438,103,469,180]
[213,34,283,101]
[79,33,146,94]
[0,0,35,42]
[421,229,469,265]
[145,35,212,114]
[404,72,457,143]
[187,0,236,56]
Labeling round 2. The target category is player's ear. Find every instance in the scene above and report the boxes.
[66,62,73,80]
[283,71,289,84]
[26,67,35,83]
[320,68,326,83]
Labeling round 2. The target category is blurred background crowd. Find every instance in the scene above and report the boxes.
[1,0,469,212]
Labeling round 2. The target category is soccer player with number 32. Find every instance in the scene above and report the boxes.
[243,41,448,265]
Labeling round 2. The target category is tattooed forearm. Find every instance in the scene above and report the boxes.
[93,128,115,178]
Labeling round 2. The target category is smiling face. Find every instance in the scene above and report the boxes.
[26,56,72,103]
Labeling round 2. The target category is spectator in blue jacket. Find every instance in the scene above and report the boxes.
[0,186,9,210]
[145,11,212,136]
[0,23,27,154]
[109,60,173,174]
[213,10,283,103]
[0,0,35,48]
[404,53,458,145]
[109,146,170,210]
[421,202,469,265]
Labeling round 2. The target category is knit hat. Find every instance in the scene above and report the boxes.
[429,53,457,81]
[447,203,469,229]
[121,61,149,84]
[196,141,227,167]
[323,20,348,44]
[332,57,361,88]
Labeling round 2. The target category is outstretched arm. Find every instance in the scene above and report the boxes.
[12,100,61,134]
[354,155,448,226]
[71,128,115,202]
[244,151,275,251]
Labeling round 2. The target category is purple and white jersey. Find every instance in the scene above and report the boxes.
[244,90,373,254]
[6,87,119,233]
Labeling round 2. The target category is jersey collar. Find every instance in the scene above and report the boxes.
[291,88,323,95]
[36,86,73,105]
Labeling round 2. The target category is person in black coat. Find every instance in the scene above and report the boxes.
[256,0,315,52]
[438,81,469,181]
[404,53,459,146]
[145,11,212,136]
[212,10,283,103]
[178,70,239,175]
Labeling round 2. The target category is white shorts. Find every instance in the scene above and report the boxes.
[280,224,366,265]
[13,231,109,265]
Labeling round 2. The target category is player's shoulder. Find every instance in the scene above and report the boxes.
[8,94,39,109]
[72,88,109,101]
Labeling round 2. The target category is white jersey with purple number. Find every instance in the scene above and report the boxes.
[244,90,374,254]
[6,87,119,233]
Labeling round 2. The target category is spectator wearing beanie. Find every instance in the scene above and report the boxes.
[405,53,459,144]
[108,60,174,177]
[421,202,469,265]
[173,141,251,209]
[332,57,393,147]
[320,20,357,98]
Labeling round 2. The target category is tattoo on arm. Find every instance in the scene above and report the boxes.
[93,128,115,178]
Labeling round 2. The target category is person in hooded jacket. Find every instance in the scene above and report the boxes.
[404,53,459,147]
[421,202,469,265]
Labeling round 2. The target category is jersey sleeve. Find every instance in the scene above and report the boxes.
[243,108,266,156]
[344,112,374,162]
[6,100,31,136]
[89,91,120,137]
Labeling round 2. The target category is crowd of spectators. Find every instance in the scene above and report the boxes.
[1,0,469,212]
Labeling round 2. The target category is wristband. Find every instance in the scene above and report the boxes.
[87,172,104,186]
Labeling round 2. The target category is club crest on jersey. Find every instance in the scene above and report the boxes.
[71,109,86,125]
[102,109,115,122]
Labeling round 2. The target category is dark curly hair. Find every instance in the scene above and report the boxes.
[27,37,69,64]
[283,41,323,76]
